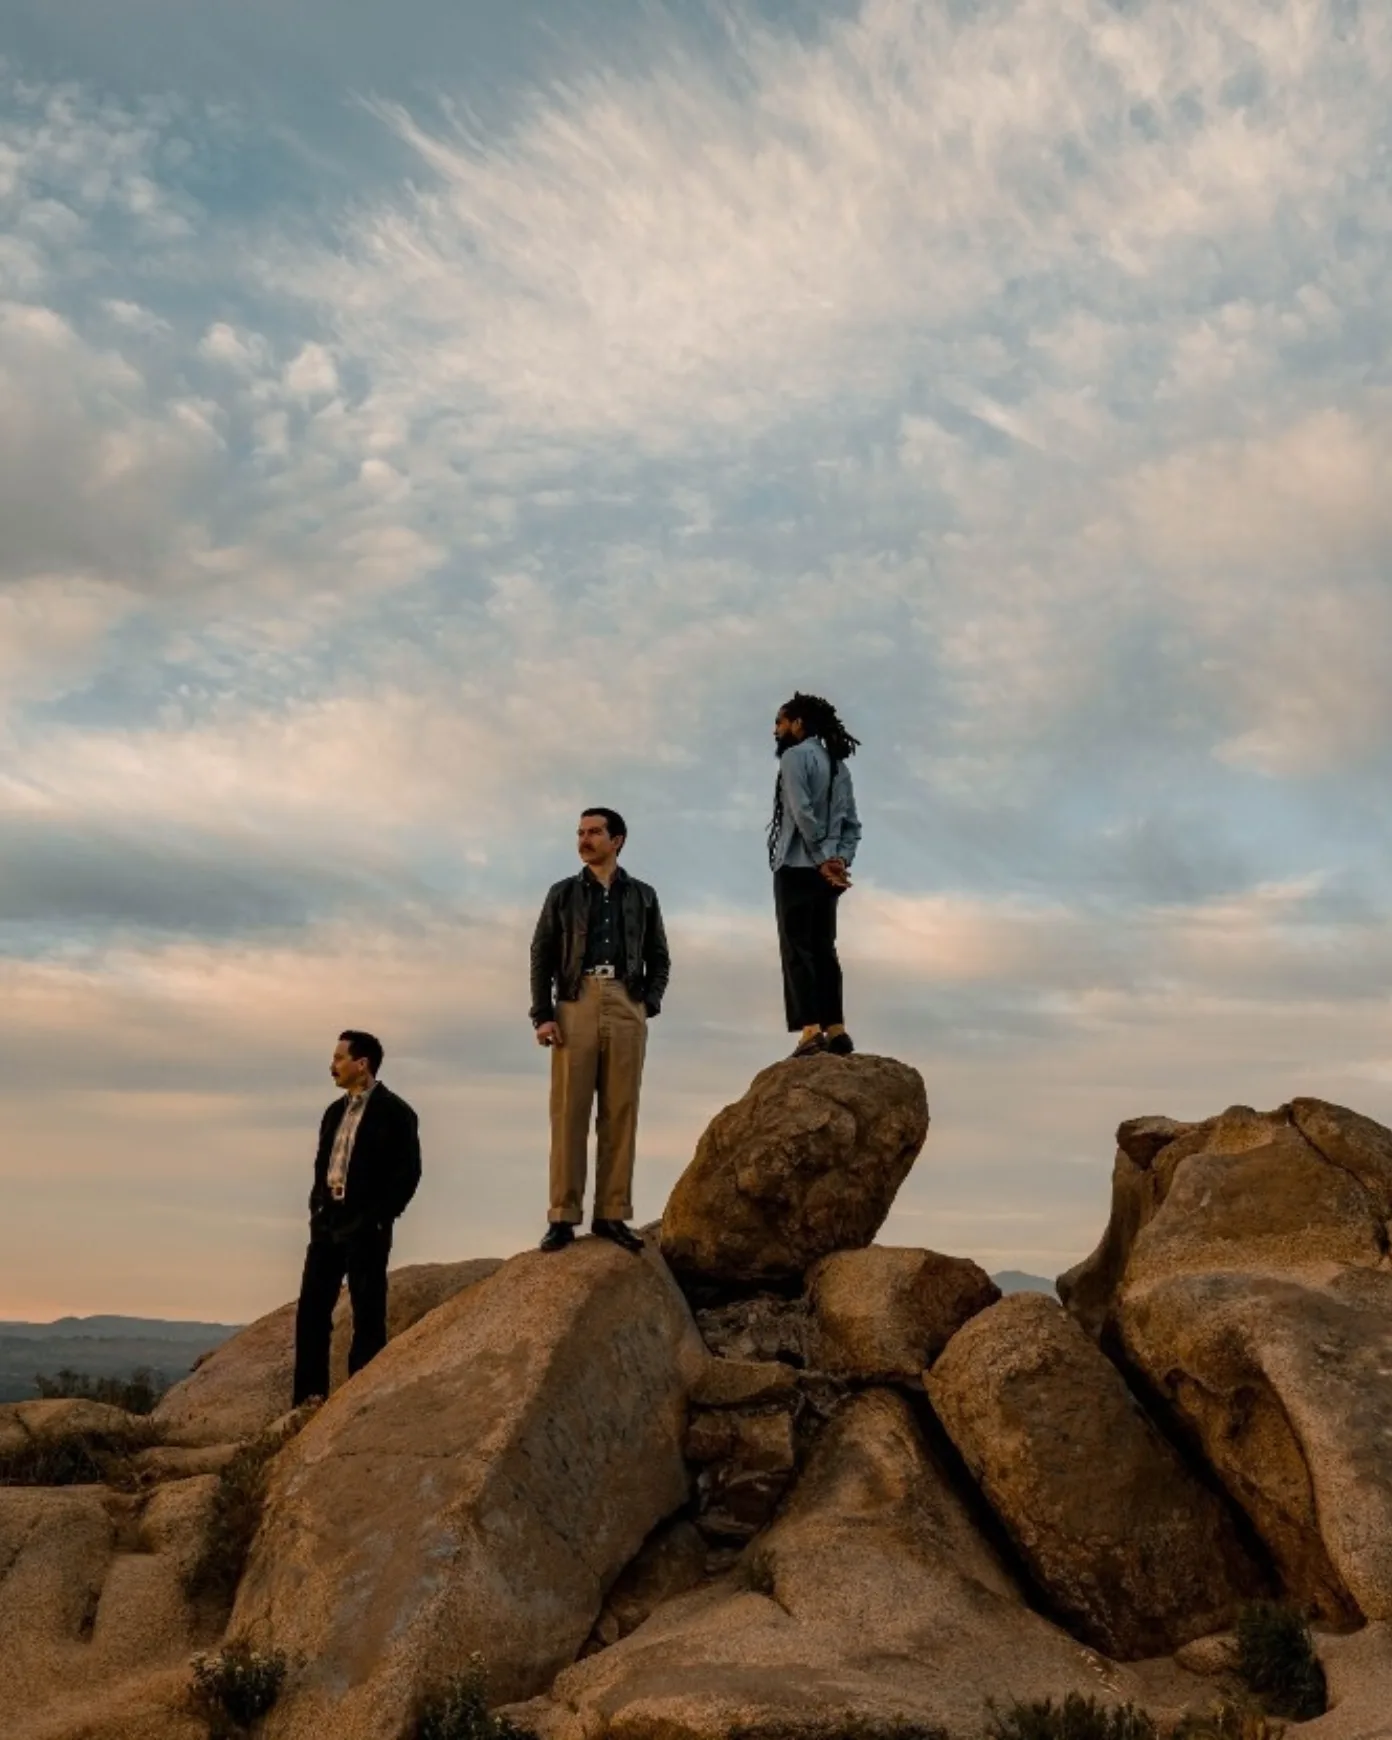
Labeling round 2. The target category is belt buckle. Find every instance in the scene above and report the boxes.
[587,965,616,980]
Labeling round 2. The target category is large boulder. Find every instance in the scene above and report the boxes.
[153,1257,501,1446]
[809,1246,999,1381]
[588,1519,710,1650]
[505,1390,1206,1740]
[660,1054,929,1286]
[15,1666,202,1740]
[0,1401,151,1497]
[3,1475,216,1737]
[231,1238,703,1737]
[926,1292,1264,1657]
[1060,1099,1392,1625]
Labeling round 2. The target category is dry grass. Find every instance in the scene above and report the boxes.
[1232,1603,1326,1722]
[0,1421,156,1488]
[184,1413,307,1611]
[189,1637,288,1739]
[412,1655,535,1740]
[983,1696,1157,1740]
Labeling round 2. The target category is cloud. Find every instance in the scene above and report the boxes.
[5,871,1391,1316]
[303,0,1390,458]
[0,300,222,589]
[3,1,1392,1313]
[0,813,416,937]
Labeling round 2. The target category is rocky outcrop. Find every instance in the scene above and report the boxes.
[693,1292,811,1365]
[687,1406,799,1542]
[505,1390,1203,1740]
[4,1474,217,1739]
[587,1519,709,1651]
[809,1246,998,1380]
[1057,1115,1189,1341]
[17,1666,203,1740]
[689,1356,800,1409]
[927,1292,1264,1657]
[21,1070,1392,1740]
[0,1399,147,1462]
[153,1257,501,1446]
[660,1054,929,1286]
[229,1239,703,1734]
[1060,1099,1392,1625]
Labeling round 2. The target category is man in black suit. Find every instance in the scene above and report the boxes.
[291,1029,422,1407]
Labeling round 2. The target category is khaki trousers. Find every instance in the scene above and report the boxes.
[549,977,648,1224]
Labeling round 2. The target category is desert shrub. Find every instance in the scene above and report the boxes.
[189,1638,287,1739]
[412,1655,533,1740]
[34,1366,169,1413]
[1233,1602,1327,1721]
[835,1720,948,1740]
[0,1422,155,1488]
[984,1693,1158,1740]
[1173,1699,1286,1739]
[726,1715,944,1740]
[184,1420,299,1609]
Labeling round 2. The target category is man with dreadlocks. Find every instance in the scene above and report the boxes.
[769,693,863,1057]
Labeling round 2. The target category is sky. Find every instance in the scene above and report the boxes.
[2,0,1391,1322]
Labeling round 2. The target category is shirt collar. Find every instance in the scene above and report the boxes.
[581,865,627,889]
[346,1080,377,1105]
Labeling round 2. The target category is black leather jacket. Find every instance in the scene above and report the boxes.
[530,869,671,1025]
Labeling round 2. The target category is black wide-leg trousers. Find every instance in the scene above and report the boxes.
[292,1221,393,1406]
[774,866,845,1032]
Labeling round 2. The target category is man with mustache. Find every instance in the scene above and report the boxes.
[530,808,670,1254]
[291,1029,421,1406]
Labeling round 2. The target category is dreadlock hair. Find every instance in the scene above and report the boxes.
[768,693,861,870]
[779,693,861,767]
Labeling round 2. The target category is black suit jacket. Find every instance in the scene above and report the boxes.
[308,1082,422,1242]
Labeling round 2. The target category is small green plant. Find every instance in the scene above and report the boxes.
[1233,1601,1327,1722]
[412,1655,532,1740]
[1174,1699,1286,1740]
[189,1638,287,1738]
[836,1720,948,1740]
[184,1419,298,1609]
[738,1547,778,1597]
[0,1422,155,1488]
[34,1366,169,1413]
[984,1694,1158,1740]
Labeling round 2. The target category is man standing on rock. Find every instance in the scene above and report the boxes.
[530,808,670,1254]
[291,1030,422,1406]
[769,693,862,1058]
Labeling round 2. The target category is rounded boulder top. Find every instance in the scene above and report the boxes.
[659,1052,929,1288]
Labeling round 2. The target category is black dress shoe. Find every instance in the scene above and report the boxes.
[539,1222,575,1252]
[825,1032,855,1056]
[790,1033,826,1058]
[592,1219,644,1254]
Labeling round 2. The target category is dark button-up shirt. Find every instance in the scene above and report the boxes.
[581,867,629,977]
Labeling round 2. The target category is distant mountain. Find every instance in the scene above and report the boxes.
[0,1315,237,1342]
[0,1315,243,1403]
[991,1270,1058,1296]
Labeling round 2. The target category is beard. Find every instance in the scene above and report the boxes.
[774,731,797,757]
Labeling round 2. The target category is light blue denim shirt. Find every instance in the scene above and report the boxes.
[771,737,862,871]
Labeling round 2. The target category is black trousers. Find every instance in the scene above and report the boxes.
[291,1221,393,1406]
[774,867,845,1031]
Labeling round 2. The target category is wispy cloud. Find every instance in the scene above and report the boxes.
[2,1,1391,1315]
